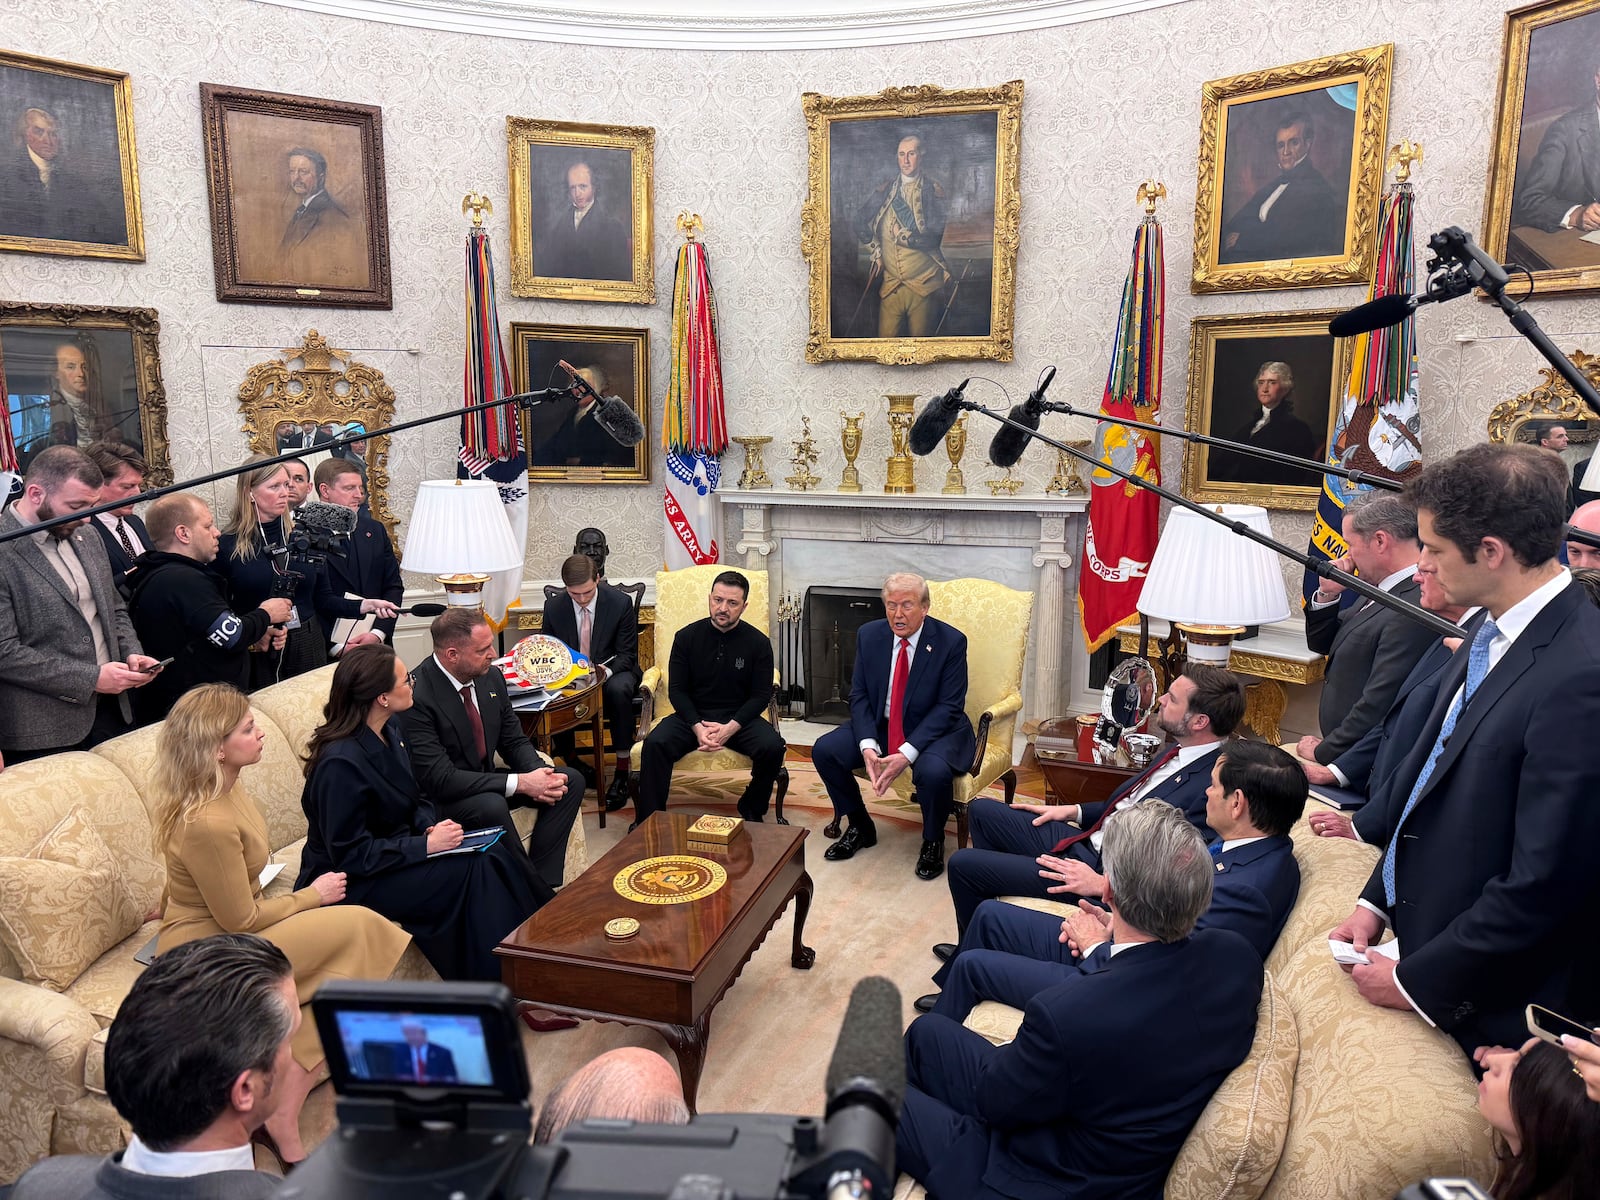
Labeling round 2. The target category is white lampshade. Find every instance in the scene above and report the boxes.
[1138,505,1290,661]
[401,480,524,592]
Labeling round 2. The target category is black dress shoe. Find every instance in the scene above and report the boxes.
[569,760,598,792]
[915,839,945,880]
[822,817,842,839]
[604,774,631,813]
[932,943,958,963]
[913,993,940,1014]
[823,823,878,861]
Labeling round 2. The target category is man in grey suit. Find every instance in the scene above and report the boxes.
[0,446,161,761]
[1299,492,1436,767]
[9,934,293,1198]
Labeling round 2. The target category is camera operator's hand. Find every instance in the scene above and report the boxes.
[259,597,294,624]
[426,820,464,853]
[95,662,150,695]
[360,598,399,618]
[309,871,347,905]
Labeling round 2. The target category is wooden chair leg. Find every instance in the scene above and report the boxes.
[954,800,970,849]
[1001,769,1018,805]
[774,767,790,825]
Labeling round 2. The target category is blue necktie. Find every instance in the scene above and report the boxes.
[1209,841,1225,859]
[1381,617,1499,907]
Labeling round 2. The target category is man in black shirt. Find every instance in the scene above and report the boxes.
[635,570,784,825]
[127,493,292,722]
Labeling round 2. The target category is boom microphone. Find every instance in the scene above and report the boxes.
[988,365,1057,468]
[801,975,903,1200]
[908,379,971,456]
[1328,293,1422,338]
[555,358,646,447]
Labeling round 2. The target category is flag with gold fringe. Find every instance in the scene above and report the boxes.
[1302,176,1423,604]
[662,230,728,569]
[1079,211,1164,651]
[456,220,528,627]
[0,383,18,509]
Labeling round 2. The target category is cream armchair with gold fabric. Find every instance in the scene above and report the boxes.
[628,565,790,820]
[862,578,1033,847]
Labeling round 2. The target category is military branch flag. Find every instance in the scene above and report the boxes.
[662,230,728,569]
[1079,209,1165,651]
[457,218,529,628]
[0,391,18,510]
[1302,171,1423,604]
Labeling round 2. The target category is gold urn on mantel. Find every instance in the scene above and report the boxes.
[839,411,865,493]
[884,394,918,494]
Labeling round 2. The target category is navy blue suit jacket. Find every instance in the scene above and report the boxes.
[847,616,976,771]
[1079,745,1224,841]
[90,513,148,593]
[1205,835,1300,960]
[1360,582,1600,1047]
[318,513,404,642]
[968,930,1262,1199]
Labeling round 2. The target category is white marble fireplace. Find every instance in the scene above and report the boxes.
[716,488,1093,726]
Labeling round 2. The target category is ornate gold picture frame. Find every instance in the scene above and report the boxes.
[800,80,1023,365]
[1191,45,1393,294]
[0,302,169,482]
[1482,0,1600,298]
[506,118,655,303]
[200,84,392,309]
[0,49,144,261]
[1181,310,1353,511]
[509,321,650,485]
[235,330,400,540]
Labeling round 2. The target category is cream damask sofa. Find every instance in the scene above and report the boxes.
[0,664,587,1184]
[898,812,1497,1200]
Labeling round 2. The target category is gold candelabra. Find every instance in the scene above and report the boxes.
[732,435,773,489]
[786,417,822,491]
[986,467,1023,496]
[839,412,865,492]
[1045,440,1089,496]
[884,394,918,494]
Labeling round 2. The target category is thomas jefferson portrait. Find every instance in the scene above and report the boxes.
[0,66,129,248]
[528,145,633,283]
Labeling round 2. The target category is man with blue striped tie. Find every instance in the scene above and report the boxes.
[1329,443,1600,1056]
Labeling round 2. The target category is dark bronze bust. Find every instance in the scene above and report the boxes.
[574,527,608,578]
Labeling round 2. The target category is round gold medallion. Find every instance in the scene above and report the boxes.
[612,855,729,905]
[604,917,641,940]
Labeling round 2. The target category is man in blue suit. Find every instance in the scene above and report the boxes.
[312,459,404,651]
[813,572,976,880]
[938,664,1244,940]
[1331,444,1600,1055]
[917,743,1304,1015]
[896,801,1263,1200]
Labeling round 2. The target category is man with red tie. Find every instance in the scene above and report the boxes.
[937,663,1245,942]
[393,1020,458,1084]
[813,572,977,880]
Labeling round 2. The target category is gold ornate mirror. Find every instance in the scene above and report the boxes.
[1486,352,1600,449]
[236,330,399,539]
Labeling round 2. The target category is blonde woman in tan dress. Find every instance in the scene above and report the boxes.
[154,683,411,1164]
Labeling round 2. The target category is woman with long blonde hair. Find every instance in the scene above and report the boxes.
[154,683,411,1165]
[214,455,393,689]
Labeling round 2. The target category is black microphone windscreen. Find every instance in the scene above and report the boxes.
[988,402,1041,468]
[405,603,448,617]
[593,395,646,446]
[908,383,969,456]
[294,499,358,537]
[1328,293,1416,338]
[825,976,906,1118]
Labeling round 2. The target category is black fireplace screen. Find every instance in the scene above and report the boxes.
[801,586,886,724]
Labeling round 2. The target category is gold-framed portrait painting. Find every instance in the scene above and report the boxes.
[0,50,143,260]
[506,118,655,303]
[199,84,392,309]
[1192,45,1393,294]
[801,80,1023,365]
[0,302,170,483]
[1182,310,1352,511]
[510,322,650,485]
[1483,0,1600,297]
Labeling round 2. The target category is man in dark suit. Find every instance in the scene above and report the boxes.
[382,1021,459,1084]
[312,458,403,652]
[1331,443,1600,1055]
[280,146,351,259]
[1299,493,1436,765]
[1208,361,1320,486]
[401,609,583,890]
[542,552,639,810]
[813,572,976,880]
[3,105,122,245]
[939,664,1245,939]
[920,742,1306,1016]
[1219,110,1345,264]
[1510,60,1600,233]
[85,441,149,594]
[538,161,630,281]
[9,934,295,1198]
[896,801,1264,1200]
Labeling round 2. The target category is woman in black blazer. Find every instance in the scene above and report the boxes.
[296,644,552,980]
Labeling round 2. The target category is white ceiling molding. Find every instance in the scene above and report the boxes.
[252,0,1196,50]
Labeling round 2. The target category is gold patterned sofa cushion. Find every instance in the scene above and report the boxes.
[0,809,146,992]
[1266,819,1380,977]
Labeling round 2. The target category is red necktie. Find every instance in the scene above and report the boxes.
[1051,745,1180,853]
[460,684,487,765]
[414,1048,425,1081]
[887,638,910,753]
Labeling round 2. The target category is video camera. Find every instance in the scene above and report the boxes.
[281,976,903,1199]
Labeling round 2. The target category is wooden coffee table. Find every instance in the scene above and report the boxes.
[496,812,814,1111]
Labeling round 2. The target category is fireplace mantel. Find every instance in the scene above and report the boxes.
[717,488,1091,722]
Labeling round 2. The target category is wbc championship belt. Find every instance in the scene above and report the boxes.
[510,634,589,691]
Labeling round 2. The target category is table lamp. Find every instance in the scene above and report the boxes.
[400,479,524,608]
[1136,504,1290,666]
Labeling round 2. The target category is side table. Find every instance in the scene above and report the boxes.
[517,677,609,827]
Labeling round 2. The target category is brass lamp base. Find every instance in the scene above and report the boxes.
[437,573,492,608]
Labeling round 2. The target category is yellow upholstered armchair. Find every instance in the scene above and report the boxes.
[628,566,790,820]
[858,578,1034,847]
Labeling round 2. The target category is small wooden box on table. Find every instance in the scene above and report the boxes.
[495,812,814,1112]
